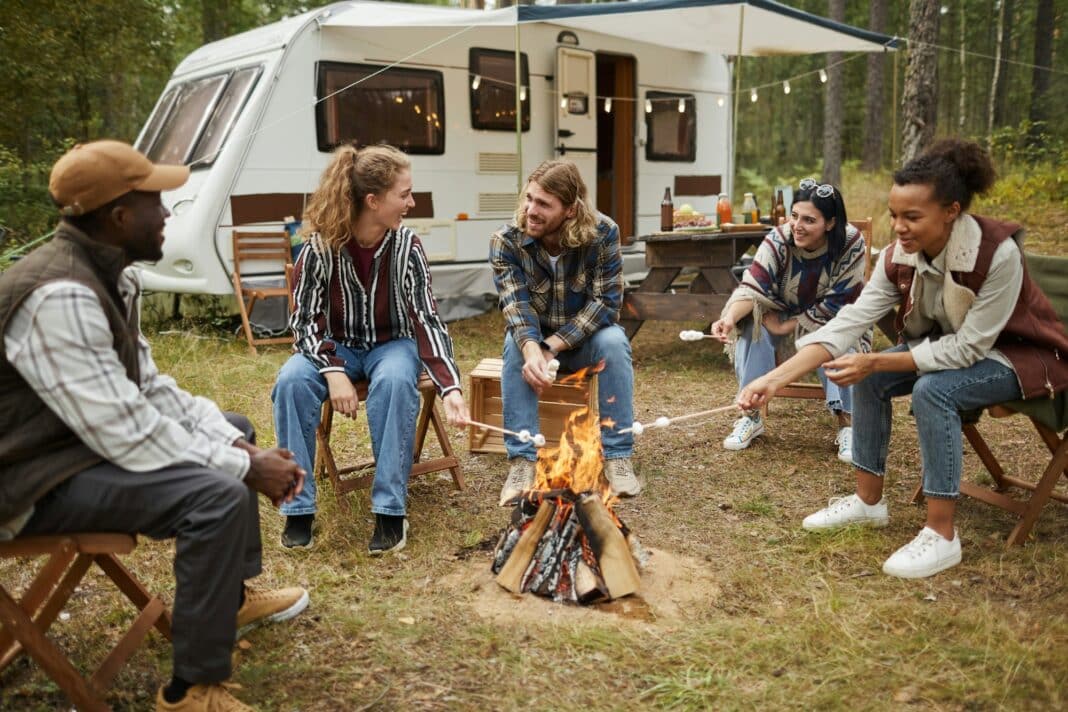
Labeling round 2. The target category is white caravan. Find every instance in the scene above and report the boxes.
[135,0,896,318]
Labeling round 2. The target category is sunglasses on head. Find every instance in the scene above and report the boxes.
[798,178,835,198]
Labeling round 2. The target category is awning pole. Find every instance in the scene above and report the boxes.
[731,4,746,199]
[515,20,523,195]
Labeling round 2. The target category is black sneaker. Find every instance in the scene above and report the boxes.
[281,514,314,549]
[368,514,408,556]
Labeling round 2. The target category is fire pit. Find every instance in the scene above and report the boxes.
[492,399,643,605]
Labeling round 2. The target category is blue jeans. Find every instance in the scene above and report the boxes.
[852,344,1022,498]
[734,319,852,414]
[272,340,421,517]
[502,325,634,461]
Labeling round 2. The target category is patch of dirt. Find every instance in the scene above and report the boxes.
[438,547,719,627]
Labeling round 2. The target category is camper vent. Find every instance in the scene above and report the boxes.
[478,193,519,215]
[478,152,520,174]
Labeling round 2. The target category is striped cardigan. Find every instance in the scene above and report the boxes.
[289,228,461,395]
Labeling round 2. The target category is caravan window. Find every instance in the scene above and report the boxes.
[469,48,530,132]
[136,66,262,167]
[644,91,696,162]
[316,62,445,154]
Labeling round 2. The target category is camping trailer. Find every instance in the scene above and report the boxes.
[134,0,897,319]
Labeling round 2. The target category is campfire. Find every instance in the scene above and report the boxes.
[492,371,643,605]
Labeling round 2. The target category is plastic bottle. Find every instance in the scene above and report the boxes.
[716,192,732,226]
[742,193,758,225]
[660,187,674,232]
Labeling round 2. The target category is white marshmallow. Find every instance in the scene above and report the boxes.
[654,416,670,428]
[547,358,560,380]
[532,433,546,447]
[630,421,645,435]
[517,429,531,443]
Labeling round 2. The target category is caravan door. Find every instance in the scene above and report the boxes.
[554,46,597,206]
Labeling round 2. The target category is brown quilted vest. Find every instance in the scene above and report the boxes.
[883,215,1068,400]
[0,222,140,523]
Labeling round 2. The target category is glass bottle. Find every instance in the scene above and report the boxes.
[773,190,786,225]
[716,192,732,226]
[660,187,674,232]
[742,193,758,225]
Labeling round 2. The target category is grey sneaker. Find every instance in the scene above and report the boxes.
[499,458,535,506]
[605,458,641,497]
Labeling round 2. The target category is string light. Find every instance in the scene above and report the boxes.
[750,88,758,103]
[645,99,652,113]
[819,68,828,83]
[519,85,527,101]
[604,97,612,113]
[717,96,725,107]
[783,80,791,94]
[471,75,481,90]
[677,98,686,113]
[560,97,567,110]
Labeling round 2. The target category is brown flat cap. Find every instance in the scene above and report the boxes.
[49,140,190,216]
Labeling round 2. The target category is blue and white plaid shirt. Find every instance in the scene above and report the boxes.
[489,215,623,350]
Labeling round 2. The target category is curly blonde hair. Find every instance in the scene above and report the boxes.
[301,143,411,250]
[514,160,598,249]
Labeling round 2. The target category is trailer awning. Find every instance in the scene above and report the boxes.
[321,0,900,56]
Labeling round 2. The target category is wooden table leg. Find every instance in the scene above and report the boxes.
[620,267,681,339]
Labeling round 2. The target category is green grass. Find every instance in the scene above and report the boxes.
[2,171,1067,710]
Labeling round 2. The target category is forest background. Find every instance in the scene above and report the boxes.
[1,0,1066,253]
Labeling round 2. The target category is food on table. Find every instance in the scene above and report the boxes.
[673,203,714,228]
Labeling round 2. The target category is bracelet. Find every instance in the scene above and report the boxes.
[538,340,559,357]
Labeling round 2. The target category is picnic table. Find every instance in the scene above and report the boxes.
[620,227,767,339]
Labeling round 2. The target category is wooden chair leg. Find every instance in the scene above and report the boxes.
[412,390,434,465]
[428,399,465,490]
[232,274,258,356]
[94,554,172,641]
[0,544,77,669]
[316,403,350,514]
[0,587,109,712]
[963,423,1009,490]
[1005,434,1068,546]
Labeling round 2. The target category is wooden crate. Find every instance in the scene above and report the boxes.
[467,357,597,454]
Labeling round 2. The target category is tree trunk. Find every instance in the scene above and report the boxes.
[992,0,1014,128]
[861,0,888,171]
[1027,0,1054,146]
[901,0,940,163]
[957,3,966,132]
[822,0,845,185]
[986,0,1007,147]
[201,0,231,43]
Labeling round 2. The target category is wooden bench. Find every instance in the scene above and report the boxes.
[467,357,597,454]
[0,534,172,712]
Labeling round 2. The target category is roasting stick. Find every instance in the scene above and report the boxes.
[619,403,740,435]
[467,419,547,447]
[679,329,718,341]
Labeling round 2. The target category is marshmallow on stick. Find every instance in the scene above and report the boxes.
[679,330,716,341]
[468,419,547,447]
[547,358,560,381]
[619,404,739,434]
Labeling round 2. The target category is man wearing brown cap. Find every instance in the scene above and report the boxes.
[0,141,309,711]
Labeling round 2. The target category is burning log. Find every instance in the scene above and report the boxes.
[574,494,641,599]
[495,499,556,593]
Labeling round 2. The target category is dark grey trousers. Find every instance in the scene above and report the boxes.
[21,413,262,683]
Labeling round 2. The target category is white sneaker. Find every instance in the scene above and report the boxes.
[836,426,853,463]
[723,414,764,451]
[499,458,535,506]
[882,527,962,579]
[605,458,641,497]
[802,494,889,531]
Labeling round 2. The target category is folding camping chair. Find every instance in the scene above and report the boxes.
[911,252,1068,546]
[0,534,172,712]
[231,230,293,355]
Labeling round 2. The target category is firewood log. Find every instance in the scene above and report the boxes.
[495,500,556,593]
[574,494,641,598]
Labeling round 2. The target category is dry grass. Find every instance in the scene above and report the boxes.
[3,312,1068,711]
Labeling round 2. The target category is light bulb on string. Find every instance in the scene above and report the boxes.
[645,99,652,113]
[750,88,758,103]
[471,75,481,90]
[604,97,612,113]
[783,80,791,95]
[678,98,686,113]
[519,86,527,101]
[819,69,828,83]
[560,97,567,110]
[717,96,725,107]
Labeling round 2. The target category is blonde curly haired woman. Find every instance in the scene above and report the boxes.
[272,144,469,554]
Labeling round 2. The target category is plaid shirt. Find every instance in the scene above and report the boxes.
[489,215,623,350]
[290,228,461,394]
[2,271,250,535]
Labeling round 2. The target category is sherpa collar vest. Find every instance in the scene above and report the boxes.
[0,222,140,523]
[883,213,1068,400]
